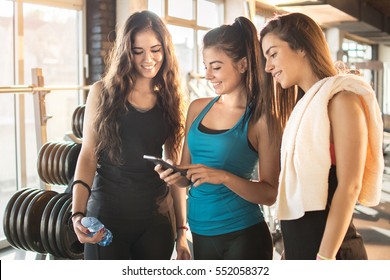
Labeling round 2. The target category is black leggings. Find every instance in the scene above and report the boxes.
[191,222,273,260]
[281,210,367,260]
[84,215,175,260]
[281,165,367,260]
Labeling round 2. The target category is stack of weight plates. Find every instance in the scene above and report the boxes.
[2,188,83,259]
[71,104,85,139]
[37,141,81,186]
[3,104,87,259]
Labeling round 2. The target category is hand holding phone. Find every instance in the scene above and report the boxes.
[143,155,187,176]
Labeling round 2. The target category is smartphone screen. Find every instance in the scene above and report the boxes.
[143,155,187,176]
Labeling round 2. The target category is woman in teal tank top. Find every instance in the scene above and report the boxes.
[156,17,283,260]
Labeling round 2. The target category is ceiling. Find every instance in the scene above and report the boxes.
[256,0,390,45]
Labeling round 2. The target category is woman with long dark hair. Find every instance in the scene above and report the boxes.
[70,10,190,260]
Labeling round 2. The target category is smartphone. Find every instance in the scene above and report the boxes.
[143,155,187,176]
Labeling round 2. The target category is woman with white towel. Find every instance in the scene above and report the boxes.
[259,12,384,260]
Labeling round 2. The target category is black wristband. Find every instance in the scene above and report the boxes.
[71,211,85,219]
[69,211,85,227]
[71,180,91,196]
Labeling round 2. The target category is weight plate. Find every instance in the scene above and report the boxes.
[64,143,81,183]
[47,142,61,185]
[74,105,82,139]
[71,106,80,138]
[79,105,85,139]
[8,188,38,250]
[24,190,58,253]
[15,189,42,251]
[55,197,72,258]
[59,142,76,185]
[3,188,34,249]
[41,142,57,184]
[47,194,71,258]
[77,105,85,139]
[40,193,69,256]
[52,143,67,186]
[58,200,84,260]
[37,142,51,183]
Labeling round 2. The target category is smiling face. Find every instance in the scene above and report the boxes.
[202,47,246,96]
[261,32,308,90]
[132,29,164,80]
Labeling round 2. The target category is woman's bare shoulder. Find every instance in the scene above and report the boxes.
[329,90,364,110]
[329,90,366,124]
[89,81,103,95]
[187,97,215,119]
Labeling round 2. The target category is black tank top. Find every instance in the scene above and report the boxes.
[87,102,171,220]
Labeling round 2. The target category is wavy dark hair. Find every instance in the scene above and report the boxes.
[203,16,279,139]
[259,12,337,132]
[94,10,185,165]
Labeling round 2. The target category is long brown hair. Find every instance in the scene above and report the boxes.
[95,10,185,164]
[259,12,337,131]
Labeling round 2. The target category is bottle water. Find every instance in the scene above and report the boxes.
[81,216,113,246]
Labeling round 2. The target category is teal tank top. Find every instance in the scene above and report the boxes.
[187,97,263,236]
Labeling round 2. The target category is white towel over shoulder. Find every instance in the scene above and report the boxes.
[277,74,384,220]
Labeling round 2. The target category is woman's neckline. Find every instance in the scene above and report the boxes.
[127,101,157,113]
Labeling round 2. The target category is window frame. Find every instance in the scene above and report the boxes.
[157,0,225,77]
[0,0,85,250]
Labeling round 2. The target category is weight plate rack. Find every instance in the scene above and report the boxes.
[2,104,86,259]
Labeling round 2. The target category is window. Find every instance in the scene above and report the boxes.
[254,14,267,30]
[342,38,374,90]
[149,0,224,100]
[0,0,17,250]
[342,39,373,63]
[168,0,194,21]
[0,1,14,84]
[23,3,82,187]
[0,0,84,249]
[197,0,222,28]
[148,0,163,17]
[167,25,194,79]
[197,29,207,75]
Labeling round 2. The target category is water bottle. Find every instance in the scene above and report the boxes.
[81,216,113,246]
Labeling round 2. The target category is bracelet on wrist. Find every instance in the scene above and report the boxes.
[71,180,91,196]
[70,211,85,220]
[177,225,189,231]
[68,211,85,227]
[316,253,333,260]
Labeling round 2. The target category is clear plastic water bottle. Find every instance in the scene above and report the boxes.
[81,216,113,246]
